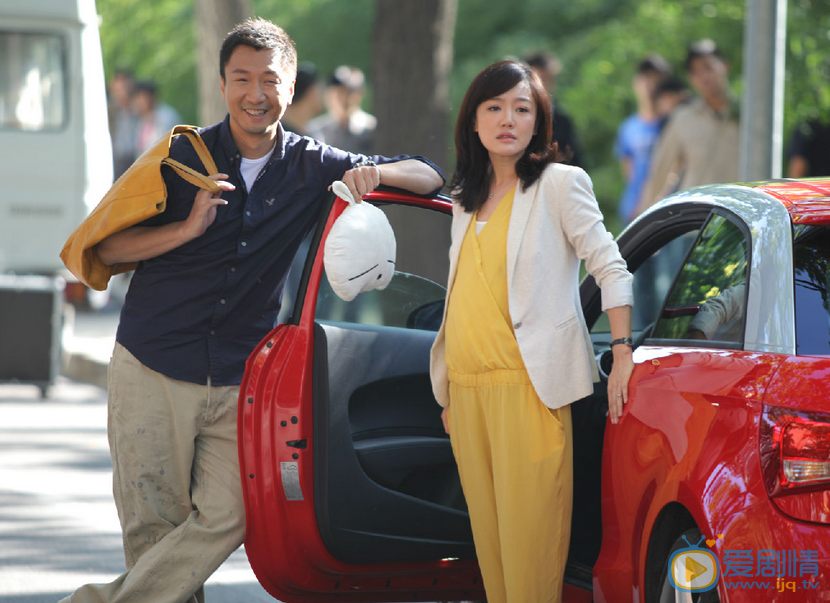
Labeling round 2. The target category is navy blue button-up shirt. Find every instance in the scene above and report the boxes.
[116,116,443,385]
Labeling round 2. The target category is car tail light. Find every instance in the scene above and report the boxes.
[760,405,830,497]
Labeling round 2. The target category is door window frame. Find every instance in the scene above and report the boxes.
[644,208,752,350]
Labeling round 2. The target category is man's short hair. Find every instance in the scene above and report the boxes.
[636,53,671,77]
[524,50,562,78]
[293,62,318,102]
[684,39,724,71]
[652,75,691,107]
[219,18,297,80]
[328,66,365,93]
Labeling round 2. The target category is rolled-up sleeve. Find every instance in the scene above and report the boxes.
[559,168,633,311]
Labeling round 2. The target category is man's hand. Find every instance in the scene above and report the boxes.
[181,174,235,239]
[339,164,381,204]
[97,173,236,266]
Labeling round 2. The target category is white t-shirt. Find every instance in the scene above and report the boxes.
[239,145,276,192]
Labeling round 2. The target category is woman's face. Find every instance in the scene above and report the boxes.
[474,80,537,163]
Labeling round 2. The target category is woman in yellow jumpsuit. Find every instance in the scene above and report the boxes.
[430,60,634,603]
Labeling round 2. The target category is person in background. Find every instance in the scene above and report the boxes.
[614,54,672,224]
[525,50,584,167]
[108,69,139,180]
[59,17,444,603]
[308,65,376,155]
[652,75,692,131]
[281,61,323,136]
[637,39,739,217]
[787,119,830,177]
[430,59,633,603]
[133,80,182,156]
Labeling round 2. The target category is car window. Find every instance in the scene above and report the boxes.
[277,230,315,325]
[316,203,450,330]
[794,224,830,356]
[591,230,697,338]
[651,212,749,346]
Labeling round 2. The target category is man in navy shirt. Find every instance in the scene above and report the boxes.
[61,18,443,603]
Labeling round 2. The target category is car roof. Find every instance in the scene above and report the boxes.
[750,178,830,225]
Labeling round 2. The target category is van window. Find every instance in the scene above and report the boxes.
[0,32,66,130]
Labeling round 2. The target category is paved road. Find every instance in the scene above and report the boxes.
[0,379,276,603]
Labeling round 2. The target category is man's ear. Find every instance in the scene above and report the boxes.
[287,79,296,105]
[220,76,226,101]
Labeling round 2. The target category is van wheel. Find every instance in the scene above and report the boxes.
[657,528,720,603]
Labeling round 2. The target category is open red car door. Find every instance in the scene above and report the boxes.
[238,189,488,602]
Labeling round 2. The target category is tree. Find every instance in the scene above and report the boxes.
[195,0,252,126]
[372,0,457,170]
[371,0,457,285]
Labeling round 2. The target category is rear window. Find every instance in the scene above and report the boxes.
[794,224,830,355]
[0,31,66,130]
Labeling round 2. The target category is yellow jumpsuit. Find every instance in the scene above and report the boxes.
[445,189,573,603]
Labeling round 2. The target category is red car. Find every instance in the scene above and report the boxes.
[238,179,830,603]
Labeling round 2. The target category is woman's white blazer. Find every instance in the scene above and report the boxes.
[429,163,633,410]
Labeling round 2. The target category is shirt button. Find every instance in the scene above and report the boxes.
[513,321,522,329]
[230,267,236,273]
[210,330,215,335]
[246,210,251,216]
[241,241,247,247]
[220,299,226,305]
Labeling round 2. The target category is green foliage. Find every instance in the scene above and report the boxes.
[96,0,830,234]
[786,0,830,128]
[98,0,197,123]
[254,0,374,89]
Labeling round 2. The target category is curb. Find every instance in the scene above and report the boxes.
[61,349,109,390]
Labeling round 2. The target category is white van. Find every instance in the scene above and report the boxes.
[0,0,112,274]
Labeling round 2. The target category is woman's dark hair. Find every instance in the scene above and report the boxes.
[451,60,557,213]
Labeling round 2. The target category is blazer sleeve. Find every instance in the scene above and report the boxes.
[558,168,633,311]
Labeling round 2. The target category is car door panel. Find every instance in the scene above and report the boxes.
[313,321,473,564]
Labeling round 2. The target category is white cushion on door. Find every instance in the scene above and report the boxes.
[323,181,396,302]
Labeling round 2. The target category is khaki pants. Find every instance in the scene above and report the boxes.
[62,343,246,603]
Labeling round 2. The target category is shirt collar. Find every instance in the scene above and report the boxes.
[218,114,288,164]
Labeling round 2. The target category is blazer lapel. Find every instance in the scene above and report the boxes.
[506,180,537,287]
[447,205,473,294]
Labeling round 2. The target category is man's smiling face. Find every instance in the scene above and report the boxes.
[221,45,295,153]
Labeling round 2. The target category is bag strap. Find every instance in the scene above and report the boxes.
[160,127,221,194]
[180,129,219,174]
[162,157,222,194]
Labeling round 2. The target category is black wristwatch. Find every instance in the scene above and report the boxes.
[610,337,634,348]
